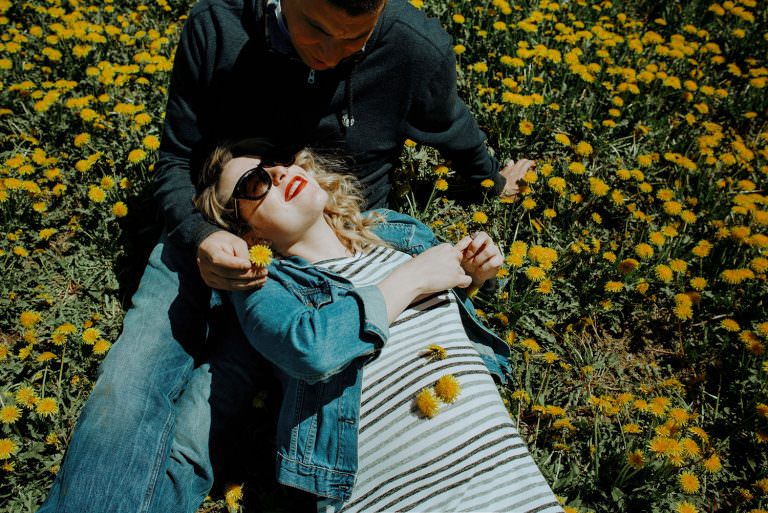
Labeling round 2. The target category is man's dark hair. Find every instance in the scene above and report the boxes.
[326,0,385,17]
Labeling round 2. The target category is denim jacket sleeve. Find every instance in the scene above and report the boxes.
[229,274,389,385]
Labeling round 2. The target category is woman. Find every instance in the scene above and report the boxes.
[195,139,563,513]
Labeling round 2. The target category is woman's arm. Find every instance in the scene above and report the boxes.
[229,244,472,383]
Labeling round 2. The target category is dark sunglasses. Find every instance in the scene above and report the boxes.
[231,152,297,202]
[229,152,296,223]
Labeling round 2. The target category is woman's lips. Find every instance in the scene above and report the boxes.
[285,176,308,201]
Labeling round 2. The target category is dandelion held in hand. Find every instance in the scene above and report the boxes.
[248,244,273,267]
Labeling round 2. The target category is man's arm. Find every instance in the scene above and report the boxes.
[153,14,263,289]
[404,42,534,198]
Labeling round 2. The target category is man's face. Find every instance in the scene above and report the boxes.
[281,0,383,70]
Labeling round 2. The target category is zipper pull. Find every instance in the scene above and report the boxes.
[307,69,315,84]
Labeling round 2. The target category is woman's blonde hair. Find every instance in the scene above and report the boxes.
[194,141,386,254]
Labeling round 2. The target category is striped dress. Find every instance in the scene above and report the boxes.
[315,246,563,513]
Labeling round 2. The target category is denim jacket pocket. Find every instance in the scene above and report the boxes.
[287,281,333,308]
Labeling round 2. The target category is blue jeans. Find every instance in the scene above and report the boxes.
[38,234,261,513]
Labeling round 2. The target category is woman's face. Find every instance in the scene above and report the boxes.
[217,156,328,247]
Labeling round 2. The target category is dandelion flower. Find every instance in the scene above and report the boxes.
[634,243,654,260]
[472,211,488,224]
[224,483,243,512]
[677,502,698,513]
[0,406,21,425]
[0,438,18,460]
[415,388,440,418]
[434,375,461,404]
[19,311,41,328]
[691,240,712,258]
[82,327,100,345]
[703,454,722,473]
[88,186,106,203]
[673,293,693,320]
[422,344,447,361]
[36,398,58,417]
[679,471,700,493]
[249,245,273,267]
[574,141,593,156]
[627,449,645,469]
[93,339,111,355]
[142,135,160,150]
[112,202,128,218]
[480,179,494,188]
[554,133,571,146]
[720,319,740,332]
[518,119,534,135]
[604,281,624,293]
[16,386,37,408]
[525,266,546,282]
[435,179,448,191]
[127,149,147,163]
[655,264,674,283]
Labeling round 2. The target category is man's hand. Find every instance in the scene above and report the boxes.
[197,230,268,291]
[499,158,536,199]
[455,232,503,288]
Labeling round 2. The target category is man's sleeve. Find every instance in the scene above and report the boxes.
[153,15,222,251]
[403,46,506,195]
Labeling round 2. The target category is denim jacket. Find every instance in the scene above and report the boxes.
[229,209,512,501]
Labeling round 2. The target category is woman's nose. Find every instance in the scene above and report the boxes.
[266,165,289,185]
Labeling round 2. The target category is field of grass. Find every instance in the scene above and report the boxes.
[0,0,767,511]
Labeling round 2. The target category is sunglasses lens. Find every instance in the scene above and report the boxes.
[234,167,271,200]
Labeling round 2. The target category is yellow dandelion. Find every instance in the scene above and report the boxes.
[536,279,553,294]
[521,198,536,210]
[634,243,654,260]
[248,245,273,267]
[472,211,488,224]
[127,149,147,164]
[93,339,112,355]
[554,133,571,146]
[36,397,58,417]
[422,344,447,361]
[0,406,21,425]
[679,471,700,493]
[415,388,440,418]
[88,186,106,203]
[604,281,624,293]
[655,264,674,283]
[720,319,740,332]
[574,141,593,156]
[112,202,128,218]
[702,453,722,473]
[82,327,100,345]
[519,119,534,135]
[627,449,645,469]
[224,483,243,512]
[568,161,586,174]
[480,178,494,189]
[525,266,546,282]
[142,135,161,150]
[677,502,698,513]
[521,338,541,353]
[690,277,707,291]
[691,240,712,258]
[674,293,693,320]
[16,387,37,408]
[623,423,642,434]
[434,375,461,404]
[0,438,18,460]
[19,311,42,328]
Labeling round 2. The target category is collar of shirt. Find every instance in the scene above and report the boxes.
[266,0,297,56]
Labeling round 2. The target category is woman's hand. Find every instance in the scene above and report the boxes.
[378,243,471,324]
[405,243,474,294]
[455,232,503,288]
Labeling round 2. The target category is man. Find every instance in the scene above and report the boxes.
[38,0,533,511]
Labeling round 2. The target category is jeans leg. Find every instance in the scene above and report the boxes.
[38,234,211,513]
[153,304,275,513]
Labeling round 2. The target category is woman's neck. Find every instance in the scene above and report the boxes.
[279,217,351,263]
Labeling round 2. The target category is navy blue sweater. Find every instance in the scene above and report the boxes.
[155,0,503,250]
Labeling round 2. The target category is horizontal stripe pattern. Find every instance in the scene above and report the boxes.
[316,248,561,513]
